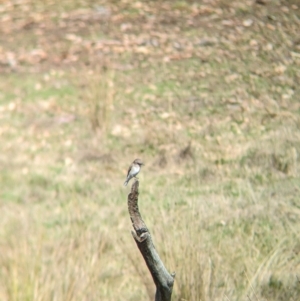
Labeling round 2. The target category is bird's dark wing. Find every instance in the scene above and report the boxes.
[126,164,132,177]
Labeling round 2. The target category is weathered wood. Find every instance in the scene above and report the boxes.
[127,180,175,301]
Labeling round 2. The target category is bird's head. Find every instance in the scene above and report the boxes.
[134,158,144,166]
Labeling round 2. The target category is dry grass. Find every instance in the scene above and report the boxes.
[0,0,300,300]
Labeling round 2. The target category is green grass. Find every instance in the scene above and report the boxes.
[0,0,300,300]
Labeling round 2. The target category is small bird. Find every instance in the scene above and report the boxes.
[124,158,144,186]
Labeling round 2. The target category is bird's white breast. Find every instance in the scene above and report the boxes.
[129,164,140,177]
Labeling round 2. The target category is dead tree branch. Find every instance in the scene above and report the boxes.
[127,180,175,301]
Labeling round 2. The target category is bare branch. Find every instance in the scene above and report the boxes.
[127,180,175,301]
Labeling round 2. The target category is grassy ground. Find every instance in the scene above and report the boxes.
[0,0,300,300]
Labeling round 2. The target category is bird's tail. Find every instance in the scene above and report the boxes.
[124,180,128,186]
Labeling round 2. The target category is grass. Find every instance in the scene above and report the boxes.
[0,0,300,300]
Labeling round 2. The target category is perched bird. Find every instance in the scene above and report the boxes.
[124,158,144,186]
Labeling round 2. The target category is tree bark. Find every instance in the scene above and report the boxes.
[127,180,175,301]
